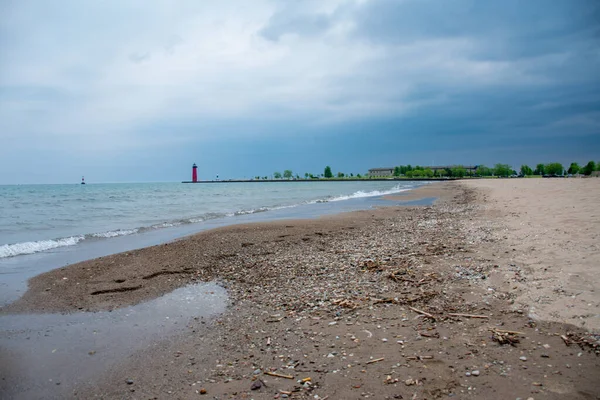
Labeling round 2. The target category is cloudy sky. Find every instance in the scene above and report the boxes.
[1,0,599,183]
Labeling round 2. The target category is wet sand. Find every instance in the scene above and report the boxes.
[2,181,599,399]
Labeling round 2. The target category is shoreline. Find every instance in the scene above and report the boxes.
[2,181,599,399]
[0,183,447,314]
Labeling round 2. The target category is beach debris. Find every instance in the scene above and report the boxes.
[448,313,489,319]
[366,357,385,365]
[408,306,435,320]
[489,328,522,346]
[406,355,433,361]
[250,380,262,390]
[265,371,294,379]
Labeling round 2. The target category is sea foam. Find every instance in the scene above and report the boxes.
[0,236,85,258]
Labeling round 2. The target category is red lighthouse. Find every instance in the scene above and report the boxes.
[192,163,198,183]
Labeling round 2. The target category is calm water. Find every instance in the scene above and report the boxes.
[0,181,421,259]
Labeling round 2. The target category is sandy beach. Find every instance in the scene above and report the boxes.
[2,180,599,399]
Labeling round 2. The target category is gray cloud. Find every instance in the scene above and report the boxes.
[259,12,332,41]
[0,0,598,183]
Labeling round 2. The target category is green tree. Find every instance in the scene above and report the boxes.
[520,165,533,176]
[393,166,401,177]
[273,171,282,179]
[304,173,309,179]
[545,163,564,176]
[283,170,293,179]
[337,172,345,178]
[494,164,512,177]
[475,165,491,176]
[324,166,333,178]
[350,173,354,177]
[451,166,467,178]
[424,168,434,177]
[582,161,596,175]
[357,173,362,178]
[567,163,580,175]
[534,164,545,175]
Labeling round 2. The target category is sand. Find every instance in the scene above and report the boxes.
[461,178,600,332]
[1,180,599,399]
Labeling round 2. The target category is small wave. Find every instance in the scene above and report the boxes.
[233,207,270,216]
[89,229,139,238]
[306,185,412,204]
[0,236,85,258]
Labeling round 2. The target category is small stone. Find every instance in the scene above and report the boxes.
[199,388,207,395]
[253,369,261,375]
[327,353,335,358]
[520,356,527,361]
[405,378,415,386]
[126,379,134,385]
[465,372,471,377]
[382,338,388,342]
[471,370,480,376]
[542,344,550,349]
[250,380,262,390]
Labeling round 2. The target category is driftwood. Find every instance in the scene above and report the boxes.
[264,371,294,379]
[448,313,490,319]
[409,306,435,319]
[366,357,385,364]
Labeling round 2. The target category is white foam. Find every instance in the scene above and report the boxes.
[323,186,413,202]
[0,236,85,258]
[90,229,139,238]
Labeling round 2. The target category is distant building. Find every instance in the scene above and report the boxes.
[368,167,394,177]
[368,165,479,178]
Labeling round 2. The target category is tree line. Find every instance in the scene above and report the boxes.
[391,164,514,178]
[392,161,600,178]
[255,166,363,180]
[254,161,599,181]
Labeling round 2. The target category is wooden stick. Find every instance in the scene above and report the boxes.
[489,328,525,335]
[560,334,571,346]
[449,313,489,319]
[366,357,385,364]
[409,306,435,319]
[264,371,294,379]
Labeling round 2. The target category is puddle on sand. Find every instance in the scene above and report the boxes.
[0,282,228,400]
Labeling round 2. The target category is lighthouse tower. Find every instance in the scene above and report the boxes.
[192,163,198,183]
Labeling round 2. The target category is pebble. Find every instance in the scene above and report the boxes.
[465,372,471,377]
[520,356,527,361]
[253,369,261,375]
[125,379,134,385]
[471,370,480,376]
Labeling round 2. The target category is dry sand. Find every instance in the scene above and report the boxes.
[461,178,600,332]
[1,180,599,399]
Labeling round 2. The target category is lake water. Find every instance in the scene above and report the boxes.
[0,180,431,305]
[0,181,423,259]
